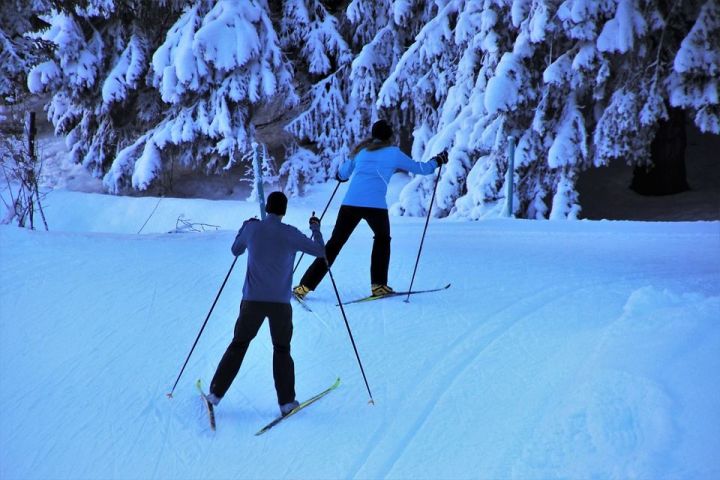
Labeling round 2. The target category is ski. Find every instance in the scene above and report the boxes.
[255,377,340,436]
[338,283,451,306]
[196,379,216,431]
[292,294,313,312]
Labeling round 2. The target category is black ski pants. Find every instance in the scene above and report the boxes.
[300,205,391,290]
[210,300,295,405]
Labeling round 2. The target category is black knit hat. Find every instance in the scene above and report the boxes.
[266,191,288,216]
[371,119,393,141]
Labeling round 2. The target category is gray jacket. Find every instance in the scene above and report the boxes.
[232,214,325,303]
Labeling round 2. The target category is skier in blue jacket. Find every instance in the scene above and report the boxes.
[207,192,325,416]
[293,119,448,299]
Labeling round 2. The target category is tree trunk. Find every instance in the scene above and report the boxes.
[630,107,690,196]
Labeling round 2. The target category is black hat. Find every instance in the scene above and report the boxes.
[266,191,288,216]
[371,119,393,141]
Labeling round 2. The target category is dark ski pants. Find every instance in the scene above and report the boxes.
[210,300,295,405]
[300,205,391,290]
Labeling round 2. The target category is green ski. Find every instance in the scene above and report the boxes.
[255,378,340,436]
[338,283,451,306]
[196,379,216,431]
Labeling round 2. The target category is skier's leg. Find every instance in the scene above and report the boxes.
[268,303,295,405]
[300,206,362,290]
[210,301,265,398]
[364,208,391,286]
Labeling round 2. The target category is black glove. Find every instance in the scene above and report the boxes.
[309,213,321,232]
[335,172,348,183]
[433,151,449,165]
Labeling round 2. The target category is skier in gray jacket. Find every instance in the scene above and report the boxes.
[207,191,325,416]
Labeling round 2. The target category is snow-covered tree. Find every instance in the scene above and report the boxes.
[281,0,442,195]
[280,0,351,75]
[0,0,49,106]
[28,0,297,193]
[386,0,717,219]
[284,72,349,178]
[27,1,185,186]
[279,144,324,196]
[667,0,720,134]
[111,0,298,192]
[23,0,718,217]
[279,0,352,189]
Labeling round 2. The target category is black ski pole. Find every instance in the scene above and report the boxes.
[321,250,375,405]
[404,164,443,303]
[166,256,238,398]
[293,181,341,273]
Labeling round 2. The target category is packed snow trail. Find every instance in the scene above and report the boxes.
[1,189,719,479]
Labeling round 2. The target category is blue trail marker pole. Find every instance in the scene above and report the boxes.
[503,136,516,218]
[252,142,266,219]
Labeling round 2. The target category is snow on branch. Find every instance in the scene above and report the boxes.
[668,0,720,133]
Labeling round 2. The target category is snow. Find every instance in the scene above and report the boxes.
[132,141,162,191]
[596,0,646,54]
[194,1,261,72]
[547,94,587,169]
[1,182,719,479]
[26,61,60,94]
[528,0,550,43]
[484,53,525,114]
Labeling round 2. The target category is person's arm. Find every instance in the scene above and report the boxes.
[289,216,325,258]
[393,148,448,175]
[231,218,258,256]
[336,157,355,182]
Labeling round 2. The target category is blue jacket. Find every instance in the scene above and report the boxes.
[231,214,325,303]
[338,145,439,209]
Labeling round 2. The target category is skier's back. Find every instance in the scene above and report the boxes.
[208,192,325,416]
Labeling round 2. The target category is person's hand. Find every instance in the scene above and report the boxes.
[309,213,321,232]
[433,151,449,165]
[335,172,348,183]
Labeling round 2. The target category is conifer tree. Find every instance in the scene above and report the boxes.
[280,0,352,188]
[28,0,297,192]
[21,0,718,218]
[27,1,186,186]
[1,0,49,106]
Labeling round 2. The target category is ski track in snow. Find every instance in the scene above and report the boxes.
[349,285,563,478]
[347,270,681,479]
[1,193,719,479]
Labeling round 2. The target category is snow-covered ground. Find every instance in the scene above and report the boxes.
[1,181,719,479]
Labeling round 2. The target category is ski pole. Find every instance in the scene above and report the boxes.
[166,256,238,398]
[327,266,375,405]
[293,180,341,273]
[317,236,374,404]
[404,163,443,303]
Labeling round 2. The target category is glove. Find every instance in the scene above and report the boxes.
[335,172,348,183]
[433,151,449,165]
[309,213,321,232]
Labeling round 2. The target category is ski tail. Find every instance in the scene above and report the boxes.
[196,379,216,431]
[255,378,340,436]
[339,283,451,306]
